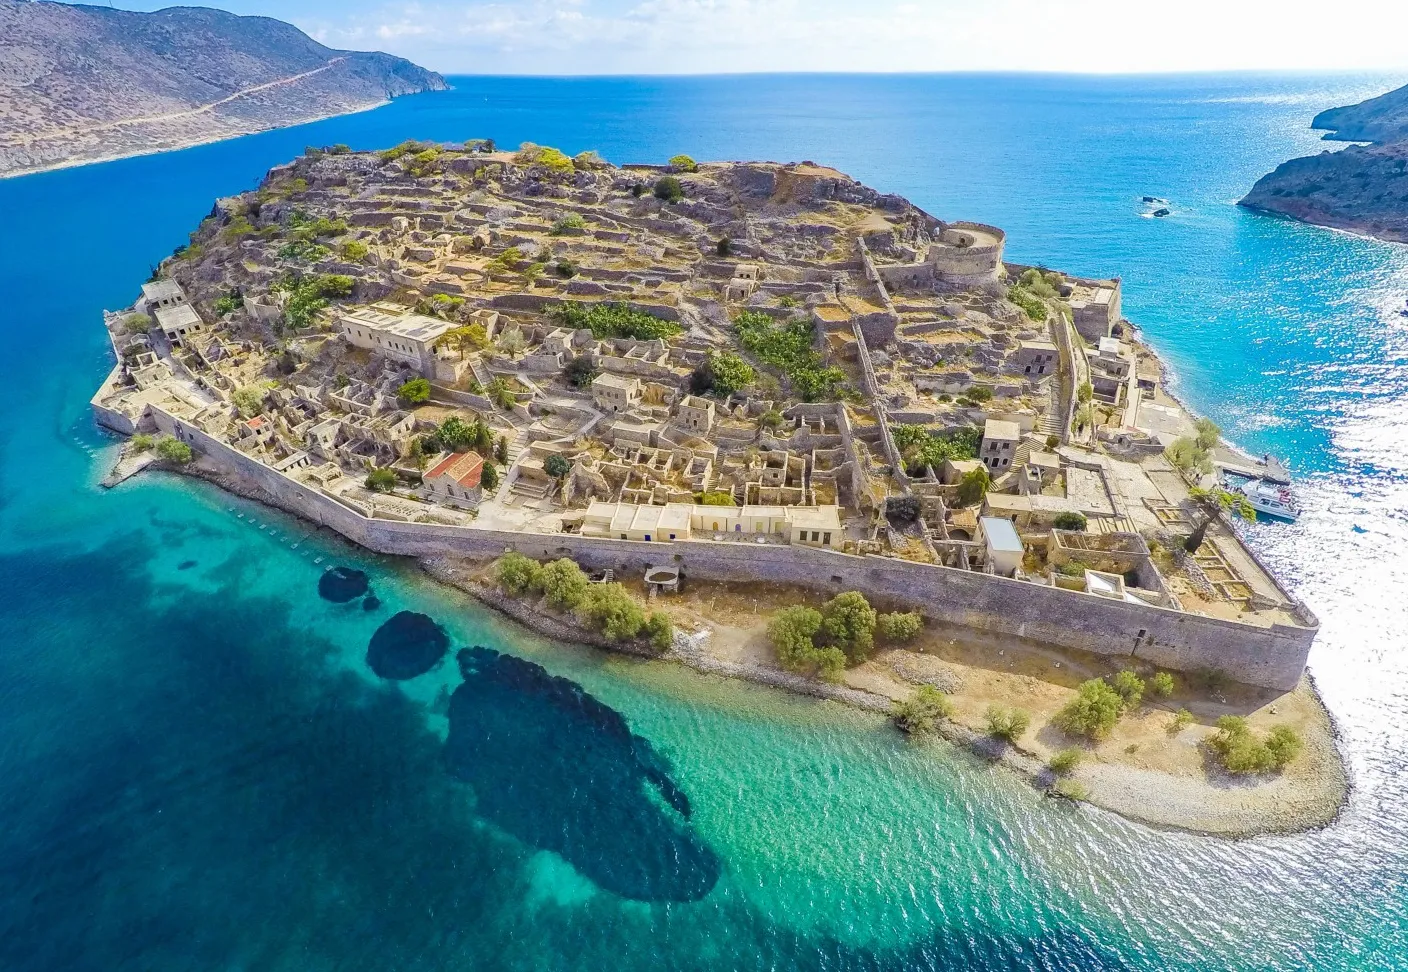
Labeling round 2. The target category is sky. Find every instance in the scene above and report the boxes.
[101,0,1408,76]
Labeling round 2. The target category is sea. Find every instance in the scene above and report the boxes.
[1,72,1406,970]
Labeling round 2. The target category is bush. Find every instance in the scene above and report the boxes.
[1111,670,1145,709]
[758,409,784,429]
[884,495,922,525]
[669,154,699,173]
[551,212,586,234]
[877,611,923,644]
[696,491,736,507]
[642,612,674,652]
[398,378,431,404]
[154,434,193,463]
[495,552,543,596]
[1056,679,1125,740]
[555,259,578,278]
[1053,779,1089,801]
[707,351,755,396]
[231,385,265,417]
[213,292,241,316]
[540,558,589,610]
[1208,717,1301,774]
[1168,708,1194,734]
[768,606,847,681]
[577,583,645,641]
[1048,748,1082,776]
[564,355,598,388]
[548,301,681,341]
[365,467,397,492]
[653,176,684,203]
[716,237,732,257]
[481,462,498,491]
[734,311,844,402]
[1046,434,1061,449]
[1150,672,1175,698]
[130,433,154,452]
[893,686,953,734]
[544,453,571,478]
[820,591,877,663]
[1053,511,1088,531]
[986,706,1030,743]
[1007,285,1047,321]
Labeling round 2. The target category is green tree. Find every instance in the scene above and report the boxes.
[544,453,571,479]
[758,409,784,430]
[154,434,192,464]
[1208,717,1301,774]
[365,467,397,492]
[564,355,599,388]
[130,433,155,452]
[956,466,991,506]
[1055,678,1125,740]
[768,606,846,680]
[653,176,685,203]
[1111,670,1145,709]
[398,377,431,404]
[1194,417,1221,453]
[481,462,499,492]
[1053,511,1088,531]
[446,324,489,356]
[540,558,590,610]
[877,611,923,644]
[1077,381,1094,404]
[707,351,755,396]
[1150,672,1175,698]
[669,154,699,173]
[494,435,509,464]
[495,326,527,358]
[892,685,953,734]
[986,706,1030,743]
[577,583,645,641]
[1184,485,1256,553]
[1048,748,1082,776]
[496,552,544,595]
[820,591,878,663]
[486,376,517,409]
[231,386,265,417]
[438,417,477,452]
[642,612,674,653]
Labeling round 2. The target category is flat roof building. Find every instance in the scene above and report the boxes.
[580,501,843,547]
[979,515,1024,576]
[339,305,455,376]
[153,303,205,345]
[981,418,1022,472]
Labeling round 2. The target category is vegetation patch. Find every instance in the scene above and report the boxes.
[734,311,845,402]
[549,301,682,341]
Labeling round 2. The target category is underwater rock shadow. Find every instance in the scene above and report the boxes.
[366,611,449,680]
[318,566,369,603]
[445,646,720,903]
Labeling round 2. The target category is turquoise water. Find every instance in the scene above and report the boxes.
[3,73,1408,969]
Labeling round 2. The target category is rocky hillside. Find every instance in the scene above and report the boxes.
[0,1,447,178]
[1240,82,1408,242]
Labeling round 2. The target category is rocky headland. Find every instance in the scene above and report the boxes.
[0,1,447,178]
[1240,81,1408,242]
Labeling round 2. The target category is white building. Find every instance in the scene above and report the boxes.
[153,303,205,345]
[338,304,455,376]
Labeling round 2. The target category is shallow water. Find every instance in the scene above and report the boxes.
[1,72,1407,969]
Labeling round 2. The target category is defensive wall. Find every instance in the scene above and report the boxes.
[110,400,1315,692]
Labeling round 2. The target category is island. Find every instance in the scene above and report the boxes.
[91,141,1346,836]
[0,1,446,178]
[1240,80,1408,242]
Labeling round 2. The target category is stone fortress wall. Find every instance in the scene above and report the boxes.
[119,398,1316,693]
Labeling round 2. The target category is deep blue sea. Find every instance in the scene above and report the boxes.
[2,73,1408,970]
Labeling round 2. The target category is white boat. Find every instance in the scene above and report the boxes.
[1236,478,1299,522]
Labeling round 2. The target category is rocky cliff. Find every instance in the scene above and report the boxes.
[0,1,448,178]
[1240,82,1408,242]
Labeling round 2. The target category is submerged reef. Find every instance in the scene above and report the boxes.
[366,611,449,680]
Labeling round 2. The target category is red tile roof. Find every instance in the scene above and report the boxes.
[426,452,483,489]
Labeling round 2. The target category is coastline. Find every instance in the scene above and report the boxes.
[0,99,391,183]
[129,456,1348,839]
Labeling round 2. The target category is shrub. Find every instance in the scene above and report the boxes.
[540,558,589,610]
[122,313,150,334]
[154,435,192,464]
[669,154,699,173]
[496,552,543,595]
[1053,511,1088,531]
[893,686,953,734]
[986,706,1030,743]
[1056,678,1125,740]
[707,351,755,396]
[877,611,923,644]
[365,467,397,492]
[768,606,846,681]
[885,495,922,525]
[398,378,431,404]
[551,212,586,234]
[1168,708,1194,734]
[544,453,571,478]
[1265,725,1303,767]
[1053,779,1089,801]
[696,491,736,507]
[494,435,509,464]
[734,310,844,402]
[1150,672,1175,698]
[214,292,241,316]
[130,433,155,452]
[642,612,674,652]
[758,409,784,429]
[231,385,265,417]
[653,176,685,202]
[1046,434,1061,449]
[820,591,877,663]
[716,237,732,257]
[564,355,598,388]
[548,301,681,341]
[577,583,645,641]
[1007,285,1047,321]
[340,238,369,261]
[1208,717,1301,774]
[480,461,499,492]
[486,376,518,408]
[1048,748,1082,776]
[1110,670,1145,709]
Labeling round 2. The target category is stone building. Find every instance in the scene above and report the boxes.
[422,452,484,509]
[980,418,1022,473]
[338,304,455,377]
[1069,279,1122,343]
[591,373,642,413]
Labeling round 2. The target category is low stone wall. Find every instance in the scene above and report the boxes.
[101,401,1316,692]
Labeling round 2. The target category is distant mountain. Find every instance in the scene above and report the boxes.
[0,1,448,177]
[1240,82,1408,243]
